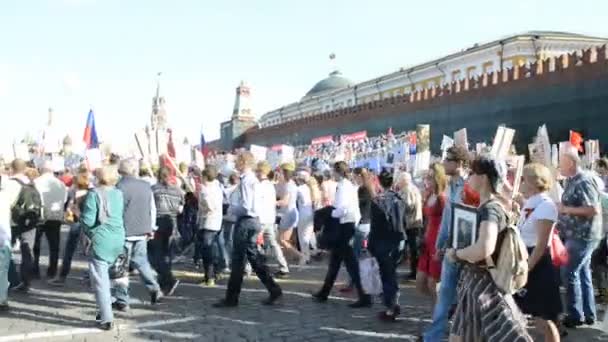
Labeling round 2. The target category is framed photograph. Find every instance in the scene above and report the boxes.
[451,203,478,249]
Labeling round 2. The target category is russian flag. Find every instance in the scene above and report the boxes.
[200,127,209,157]
[82,109,99,149]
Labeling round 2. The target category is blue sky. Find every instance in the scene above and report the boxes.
[0,0,606,153]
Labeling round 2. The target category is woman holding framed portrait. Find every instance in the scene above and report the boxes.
[445,155,532,342]
[416,163,447,306]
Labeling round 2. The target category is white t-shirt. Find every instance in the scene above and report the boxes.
[256,180,277,225]
[518,193,558,247]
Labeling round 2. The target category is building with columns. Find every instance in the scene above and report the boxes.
[257,31,607,128]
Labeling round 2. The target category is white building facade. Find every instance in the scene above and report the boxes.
[258,31,607,128]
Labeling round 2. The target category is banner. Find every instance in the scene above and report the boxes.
[250,144,268,162]
[440,135,454,151]
[490,126,515,160]
[341,131,367,142]
[311,135,333,145]
[416,125,430,153]
[584,140,600,168]
[454,128,468,149]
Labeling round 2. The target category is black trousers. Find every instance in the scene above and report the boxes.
[148,216,180,292]
[319,222,368,300]
[33,220,62,278]
[406,228,421,277]
[12,225,36,286]
[225,217,281,303]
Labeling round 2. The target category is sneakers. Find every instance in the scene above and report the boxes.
[200,279,216,287]
[213,299,238,308]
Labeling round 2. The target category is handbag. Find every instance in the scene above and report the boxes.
[550,229,569,267]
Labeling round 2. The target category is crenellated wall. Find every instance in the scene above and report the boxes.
[239,45,608,153]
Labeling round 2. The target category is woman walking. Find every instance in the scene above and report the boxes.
[445,155,532,342]
[80,166,125,331]
[416,163,447,307]
[275,163,300,276]
[514,163,562,342]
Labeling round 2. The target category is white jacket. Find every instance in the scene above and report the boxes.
[34,172,68,222]
[198,180,224,231]
[332,178,361,224]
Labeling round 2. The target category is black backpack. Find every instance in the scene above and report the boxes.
[11,178,43,231]
[371,190,406,236]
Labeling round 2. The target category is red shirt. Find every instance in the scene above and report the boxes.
[462,182,480,207]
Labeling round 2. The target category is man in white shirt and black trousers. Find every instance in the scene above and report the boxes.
[312,161,372,308]
[214,151,282,308]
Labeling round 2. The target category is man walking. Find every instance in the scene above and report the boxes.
[151,167,184,296]
[114,159,162,310]
[33,161,67,280]
[6,159,41,292]
[214,152,282,308]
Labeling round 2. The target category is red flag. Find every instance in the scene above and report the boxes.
[159,154,178,185]
[569,130,584,152]
[167,129,176,158]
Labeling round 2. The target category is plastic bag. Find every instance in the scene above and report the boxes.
[359,255,382,295]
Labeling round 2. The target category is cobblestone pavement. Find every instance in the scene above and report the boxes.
[1,229,607,341]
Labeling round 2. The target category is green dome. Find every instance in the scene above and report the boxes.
[305,71,353,97]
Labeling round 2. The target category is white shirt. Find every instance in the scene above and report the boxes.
[518,192,558,247]
[256,179,277,225]
[199,179,224,231]
[332,178,361,224]
[35,172,68,222]
[297,184,314,217]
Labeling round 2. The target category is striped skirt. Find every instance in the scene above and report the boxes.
[451,264,533,342]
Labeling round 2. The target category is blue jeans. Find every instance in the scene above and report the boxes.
[196,230,221,280]
[563,238,599,321]
[215,226,228,270]
[89,259,112,324]
[424,258,460,342]
[222,220,235,268]
[60,223,82,279]
[0,244,11,304]
[113,240,160,306]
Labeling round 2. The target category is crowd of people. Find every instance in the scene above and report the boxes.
[0,143,607,342]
